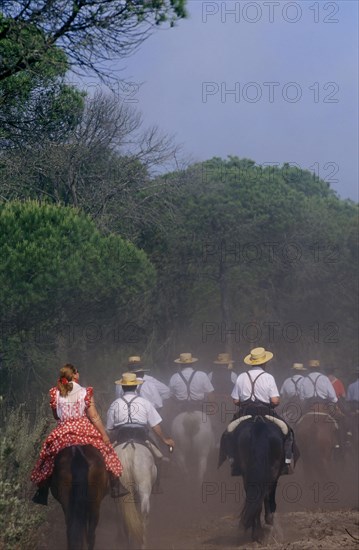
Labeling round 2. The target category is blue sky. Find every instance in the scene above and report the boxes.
[81,1,358,201]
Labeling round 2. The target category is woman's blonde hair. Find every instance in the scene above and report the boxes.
[57,363,77,397]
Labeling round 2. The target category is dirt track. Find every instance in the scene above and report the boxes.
[37,452,359,550]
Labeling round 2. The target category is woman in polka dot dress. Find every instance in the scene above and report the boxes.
[31,363,123,504]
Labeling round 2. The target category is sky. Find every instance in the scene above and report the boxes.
[80,0,358,201]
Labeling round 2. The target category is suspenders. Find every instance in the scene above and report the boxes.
[119,395,138,423]
[290,376,303,396]
[307,374,323,397]
[246,371,266,401]
[177,370,197,401]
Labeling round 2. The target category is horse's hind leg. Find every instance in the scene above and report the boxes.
[87,509,99,550]
[264,483,277,525]
[198,455,208,485]
[252,513,262,542]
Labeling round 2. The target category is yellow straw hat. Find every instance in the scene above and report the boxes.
[174,353,198,364]
[213,353,234,368]
[308,359,320,368]
[244,347,273,366]
[115,372,144,386]
[292,363,307,371]
[127,355,149,372]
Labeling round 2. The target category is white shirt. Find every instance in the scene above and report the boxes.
[300,372,338,402]
[280,375,305,399]
[169,367,214,401]
[231,367,279,404]
[143,374,171,402]
[106,391,162,429]
[56,381,87,421]
[346,379,359,402]
[115,377,163,409]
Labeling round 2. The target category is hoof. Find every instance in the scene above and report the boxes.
[265,513,274,525]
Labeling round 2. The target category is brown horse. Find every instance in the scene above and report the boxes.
[50,445,108,550]
[296,404,338,481]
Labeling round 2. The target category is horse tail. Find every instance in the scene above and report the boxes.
[68,446,89,548]
[183,411,200,437]
[241,422,270,531]
[117,446,144,545]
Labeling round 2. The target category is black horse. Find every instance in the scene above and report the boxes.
[220,417,284,542]
[50,445,108,550]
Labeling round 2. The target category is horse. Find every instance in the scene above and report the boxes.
[171,410,215,484]
[296,405,338,481]
[219,417,284,542]
[50,445,108,550]
[114,440,157,549]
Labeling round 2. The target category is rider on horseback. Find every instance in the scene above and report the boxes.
[208,353,238,395]
[225,347,297,475]
[300,359,350,450]
[115,356,165,410]
[107,372,174,475]
[169,352,214,415]
[31,364,123,505]
[280,363,307,400]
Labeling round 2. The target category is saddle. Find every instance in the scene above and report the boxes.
[113,423,149,445]
[227,414,289,436]
[113,424,164,460]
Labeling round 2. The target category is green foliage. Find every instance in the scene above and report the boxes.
[133,157,357,366]
[0,2,187,84]
[0,402,49,549]
[0,201,156,394]
[0,14,85,146]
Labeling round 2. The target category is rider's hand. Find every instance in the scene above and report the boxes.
[102,435,111,446]
[164,437,175,448]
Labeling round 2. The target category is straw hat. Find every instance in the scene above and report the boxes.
[214,353,234,368]
[244,347,273,366]
[115,372,144,386]
[292,363,307,371]
[127,355,150,373]
[174,353,198,364]
[308,359,320,368]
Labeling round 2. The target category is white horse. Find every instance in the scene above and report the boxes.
[114,441,157,549]
[171,410,215,484]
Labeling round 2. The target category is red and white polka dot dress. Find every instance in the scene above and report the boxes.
[31,385,122,484]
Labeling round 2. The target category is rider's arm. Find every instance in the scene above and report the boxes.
[152,423,175,448]
[86,396,111,445]
[270,396,280,407]
[231,376,241,406]
[206,390,215,402]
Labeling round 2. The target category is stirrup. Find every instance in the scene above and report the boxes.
[32,487,49,506]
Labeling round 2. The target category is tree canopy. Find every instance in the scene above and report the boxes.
[0,1,187,83]
[0,200,156,396]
